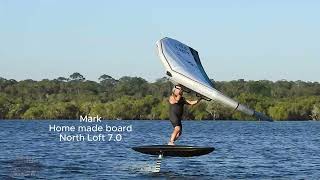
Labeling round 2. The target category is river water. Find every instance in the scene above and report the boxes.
[0,120,319,179]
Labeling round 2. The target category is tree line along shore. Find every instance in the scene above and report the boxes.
[0,72,319,120]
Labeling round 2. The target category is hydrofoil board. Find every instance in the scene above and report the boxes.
[132,145,214,157]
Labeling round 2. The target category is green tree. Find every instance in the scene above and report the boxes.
[0,94,10,119]
[151,99,169,120]
[1,74,320,121]
[311,104,320,120]
[69,72,85,81]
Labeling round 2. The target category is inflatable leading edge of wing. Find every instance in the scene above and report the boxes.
[156,37,272,121]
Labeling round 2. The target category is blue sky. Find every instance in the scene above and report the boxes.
[0,0,319,82]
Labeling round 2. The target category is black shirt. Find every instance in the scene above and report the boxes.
[169,97,187,121]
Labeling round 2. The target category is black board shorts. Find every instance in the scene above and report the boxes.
[169,114,182,127]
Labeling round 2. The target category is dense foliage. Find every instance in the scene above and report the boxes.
[0,73,319,120]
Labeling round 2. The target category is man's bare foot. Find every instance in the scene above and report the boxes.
[168,141,175,145]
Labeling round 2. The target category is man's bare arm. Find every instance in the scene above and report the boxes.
[169,95,179,104]
[186,98,202,105]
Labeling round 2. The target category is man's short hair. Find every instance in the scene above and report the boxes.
[172,85,182,93]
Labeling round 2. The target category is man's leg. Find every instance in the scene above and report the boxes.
[174,128,182,141]
[168,126,181,145]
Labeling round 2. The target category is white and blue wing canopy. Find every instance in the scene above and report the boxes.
[158,37,214,88]
[156,37,272,121]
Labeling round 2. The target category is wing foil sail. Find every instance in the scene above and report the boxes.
[156,37,271,121]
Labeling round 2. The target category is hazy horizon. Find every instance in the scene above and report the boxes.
[0,73,319,83]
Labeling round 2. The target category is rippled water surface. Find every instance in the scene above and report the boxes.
[1,120,320,179]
